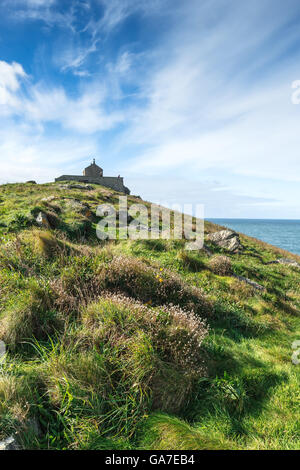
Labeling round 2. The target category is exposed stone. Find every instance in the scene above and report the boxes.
[41,196,56,203]
[233,274,265,291]
[66,199,91,217]
[266,258,300,268]
[0,436,19,450]
[207,230,242,252]
[277,258,300,268]
[68,184,93,190]
[36,211,50,228]
[25,180,36,184]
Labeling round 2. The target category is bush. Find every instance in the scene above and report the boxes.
[209,255,233,276]
[7,213,32,232]
[101,256,212,317]
[80,293,208,414]
[82,293,208,374]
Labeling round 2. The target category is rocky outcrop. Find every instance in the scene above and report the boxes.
[36,211,50,228]
[58,184,93,191]
[266,258,300,268]
[41,196,57,203]
[277,258,300,268]
[233,275,265,291]
[68,184,93,190]
[207,230,242,252]
[66,199,91,217]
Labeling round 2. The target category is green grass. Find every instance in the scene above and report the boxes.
[0,181,299,450]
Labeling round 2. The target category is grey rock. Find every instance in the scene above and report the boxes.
[67,199,92,217]
[207,230,242,252]
[0,436,19,450]
[36,211,50,228]
[68,184,93,190]
[41,196,56,203]
[234,275,265,291]
[277,258,300,268]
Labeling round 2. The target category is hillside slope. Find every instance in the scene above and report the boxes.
[0,182,299,450]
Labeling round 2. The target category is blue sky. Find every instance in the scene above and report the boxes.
[1,0,300,218]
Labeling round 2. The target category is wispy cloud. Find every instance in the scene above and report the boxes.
[120,0,300,186]
[1,0,300,216]
[0,60,27,113]
[0,59,125,133]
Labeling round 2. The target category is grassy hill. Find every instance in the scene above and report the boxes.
[0,181,299,450]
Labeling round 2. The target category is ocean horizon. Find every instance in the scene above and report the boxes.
[207,218,300,256]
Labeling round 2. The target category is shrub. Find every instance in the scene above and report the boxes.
[7,213,32,232]
[80,293,209,414]
[101,256,212,317]
[211,372,248,414]
[209,255,233,276]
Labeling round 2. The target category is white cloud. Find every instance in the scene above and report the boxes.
[0,123,98,184]
[121,0,300,187]
[1,0,300,217]
[0,59,125,133]
[0,60,26,110]
[58,40,99,72]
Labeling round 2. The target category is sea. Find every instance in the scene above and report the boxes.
[207,219,300,256]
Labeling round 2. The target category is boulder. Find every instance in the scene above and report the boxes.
[36,212,50,228]
[207,230,242,252]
